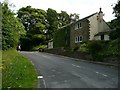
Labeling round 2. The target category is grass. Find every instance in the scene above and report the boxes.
[2,49,38,88]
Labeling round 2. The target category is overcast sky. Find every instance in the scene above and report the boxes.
[1,0,118,22]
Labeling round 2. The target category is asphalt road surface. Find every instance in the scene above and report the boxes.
[20,51,118,88]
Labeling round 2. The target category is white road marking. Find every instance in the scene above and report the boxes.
[96,72,99,74]
[57,72,62,74]
[76,65,81,68]
[52,69,56,72]
[95,72,108,77]
[48,75,55,78]
[72,64,76,66]
[64,80,68,82]
[102,74,108,77]
[72,64,81,68]
[38,76,43,79]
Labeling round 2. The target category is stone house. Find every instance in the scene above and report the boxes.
[49,8,111,48]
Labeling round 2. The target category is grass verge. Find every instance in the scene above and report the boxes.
[2,49,38,88]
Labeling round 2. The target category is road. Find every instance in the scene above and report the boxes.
[20,51,118,88]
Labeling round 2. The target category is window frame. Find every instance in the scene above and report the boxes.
[75,36,83,43]
[75,22,82,30]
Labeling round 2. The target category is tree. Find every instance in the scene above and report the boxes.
[46,8,58,39]
[17,6,48,50]
[112,0,120,29]
[2,2,25,50]
[110,0,120,57]
[110,0,120,40]
[58,11,70,27]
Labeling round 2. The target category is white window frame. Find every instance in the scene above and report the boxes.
[75,22,82,30]
[75,36,83,43]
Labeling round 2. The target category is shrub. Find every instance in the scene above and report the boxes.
[79,43,88,53]
[109,28,120,40]
[32,45,47,51]
[87,41,103,60]
[73,45,79,51]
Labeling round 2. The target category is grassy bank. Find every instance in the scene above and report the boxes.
[2,49,38,88]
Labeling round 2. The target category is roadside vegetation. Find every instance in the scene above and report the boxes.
[1,2,38,88]
[2,50,38,88]
[73,40,119,62]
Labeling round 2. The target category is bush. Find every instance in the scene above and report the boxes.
[73,46,79,51]
[87,41,103,60]
[106,39,120,56]
[78,43,88,53]
[32,45,47,51]
[109,28,120,40]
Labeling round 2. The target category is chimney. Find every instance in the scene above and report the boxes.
[98,8,104,22]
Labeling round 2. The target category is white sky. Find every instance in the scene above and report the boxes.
[1,0,118,22]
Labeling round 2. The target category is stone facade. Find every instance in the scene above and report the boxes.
[70,19,90,47]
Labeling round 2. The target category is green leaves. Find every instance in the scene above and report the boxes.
[2,3,25,50]
[46,8,58,39]
[33,34,46,39]
[17,6,79,50]
[17,6,48,50]
[58,11,70,27]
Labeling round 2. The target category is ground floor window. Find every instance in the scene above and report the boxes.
[101,34,104,40]
[75,36,82,43]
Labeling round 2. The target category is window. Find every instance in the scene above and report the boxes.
[75,36,83,43]
[75,22,82,30]
[78,23,81,28]
[101,34,104,40]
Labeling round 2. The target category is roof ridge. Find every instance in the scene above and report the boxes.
[78,12,98,21]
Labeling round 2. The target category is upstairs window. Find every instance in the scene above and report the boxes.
[75,22,82,30]
[78,22,81,28]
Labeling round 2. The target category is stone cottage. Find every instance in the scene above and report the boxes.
[49,8,111,48]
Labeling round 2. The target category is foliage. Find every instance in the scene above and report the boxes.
[46,8,58,39]
[17,6,48,50]
[17,6,80,50]
[109,28,120,40]
[2,3,25,50]
[31,45,47,51]
[2,49,38,88]
[113,0,120,20]
[110,1,120,40]
[53,26,70,48]
[87,41,103,60]
[78,43,88,53]
[58,11,70,27]
[73,45,79,51]
[106,39,119,56]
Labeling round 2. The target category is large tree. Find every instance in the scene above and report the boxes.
[17,6,48,50]
[46,8,58,39]
[2,2,25,50]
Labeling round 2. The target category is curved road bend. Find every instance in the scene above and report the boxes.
[20,51,118,88]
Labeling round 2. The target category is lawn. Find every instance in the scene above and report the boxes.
[2,49,38,88]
